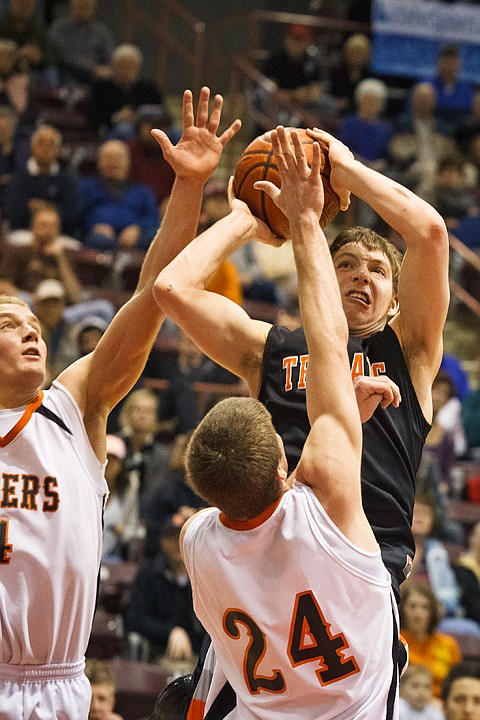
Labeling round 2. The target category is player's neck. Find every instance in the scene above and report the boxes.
[0,386,42,411]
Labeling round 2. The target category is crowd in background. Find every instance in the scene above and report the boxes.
[0,0,479,717]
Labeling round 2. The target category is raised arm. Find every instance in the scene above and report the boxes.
[257,128,375,548]
[153,186,283,396]
[309,129,450,420]
[58,87,241,458]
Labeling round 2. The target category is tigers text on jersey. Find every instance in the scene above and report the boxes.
[183,483,399,720]
[0,381,107,665]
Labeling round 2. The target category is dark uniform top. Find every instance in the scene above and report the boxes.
[258,323,431,599]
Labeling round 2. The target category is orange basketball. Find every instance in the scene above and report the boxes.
[233,127,340,238]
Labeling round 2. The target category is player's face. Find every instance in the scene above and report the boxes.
[0,304,47,397]
[444,677,480,720]
[333,243,397,337]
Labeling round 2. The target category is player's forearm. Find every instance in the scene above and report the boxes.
[136,176,204,292]
[154,209,255,304]
[291,214,348,353]
[336,157,446,245]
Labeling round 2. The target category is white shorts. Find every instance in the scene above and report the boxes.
[0,661,91,720]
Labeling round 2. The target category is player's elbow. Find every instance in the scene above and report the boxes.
[423,214,449,250]
[153,270,180,314]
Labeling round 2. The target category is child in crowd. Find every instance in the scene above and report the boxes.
[399,664,445,719]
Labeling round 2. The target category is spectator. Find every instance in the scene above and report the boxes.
[440,661,480,720]
[159,330,243,435]
[400,582,462,698]
[47,0,114,87]
[0,204,116,325]
[454,86,480,155]
[425,371,467,493]
[85,658,124,720]
[455,521,480,627]
[78,139,159,251]
[338,77,392,171]
[102,433,142,563]
[262,22,336,126]
[116,388,172,512]
[0,37,37,134]
[143,431,206,559]
[399,663,444,720]
[88,43,163,139]
[125,516,205,668]
[425,44,474,137]
[433,157,477,231]
[410,491,462,618]
[127,104,176,207]
[31,277,78,383]
[3,124,79,235]
[328,33,372,116]
[74,314,107,357]
[0,104,28,211]
[0,0,53,80]
[389,82,457,202]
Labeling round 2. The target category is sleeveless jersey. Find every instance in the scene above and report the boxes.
[258,323,430,596]
[0,381,107,665]
[183,484,399,720]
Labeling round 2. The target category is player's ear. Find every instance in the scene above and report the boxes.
[387,294,399,317]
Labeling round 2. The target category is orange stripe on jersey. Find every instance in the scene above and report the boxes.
[186,698,206,720]
[220,497,282,531]
[0,392,43,447]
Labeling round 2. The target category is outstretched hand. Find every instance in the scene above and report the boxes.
[353,375,401,423]
[151,86,241,185]
[306,128,352,212]
[227,176,286,248]
[254,126,325,226]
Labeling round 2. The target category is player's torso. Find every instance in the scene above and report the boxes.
[184,488,398,720]
[0,383,107,665]
[258,324,430,592]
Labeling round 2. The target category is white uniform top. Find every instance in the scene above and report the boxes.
[0,381,107,666]
[183,482,399,720]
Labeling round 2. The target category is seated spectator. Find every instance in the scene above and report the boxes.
[441,661,480,719]
[416,450,463,544]
[88,43,163,139]
[0,204,115,324]
[143,432,206,558]
[47,0,114,87]
[127,104,176,207]
[400,582,462,698]
[261,22,336,127]
[440,352,471,404]
[455,521,480,627]
[125,516,205,668]
[78,139,159,251]
[3,124,79,234]
[85,658,124,720]
[461,352,480,457]
[0,0,53,81]
[328,33,372,116]
[0,37,37,135]
[425,371,467,493]
[159,330,243,435]
[74,314,107,357]
[116,388,173,512]
[31,278,78,383]
[410,491,462,618]
[433,157,477,231]
[0,104,28,211]
[454,86,480,155]
[338,77,392,172]
[389,82,457,203]
[424,44,474,137]
[102,434,143,563]
[399,664,444,720]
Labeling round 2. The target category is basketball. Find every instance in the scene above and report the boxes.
[233,128,340,238]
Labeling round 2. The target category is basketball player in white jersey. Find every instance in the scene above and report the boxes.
[0,87,241,720]
[168,128,400,719]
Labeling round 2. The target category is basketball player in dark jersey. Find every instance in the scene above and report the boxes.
[152,128,450,719]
